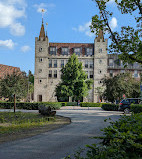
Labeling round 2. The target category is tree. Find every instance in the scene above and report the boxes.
[55,53,93,101]
[27,70,34,102]
[91,0,142,64]
[102,73,140,103]
[0,71,28,102]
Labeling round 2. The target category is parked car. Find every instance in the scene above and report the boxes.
[119,98,141,113]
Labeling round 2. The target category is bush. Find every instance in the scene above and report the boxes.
[80,102,102,107]
[59,102,67,106]
[131,104,142,113]
[101,103,119,111]
[66,102,77,106]
[38,105,56,116]
[65,113,142,159]
[0,102,62,110]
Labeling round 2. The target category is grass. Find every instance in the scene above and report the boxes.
[0,112,55,134]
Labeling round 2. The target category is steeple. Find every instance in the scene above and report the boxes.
[96,29,104,42]
[39,18,45,40]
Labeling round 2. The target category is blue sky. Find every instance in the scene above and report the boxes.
[0,0,136,74]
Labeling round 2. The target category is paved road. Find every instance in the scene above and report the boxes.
[0,107,123,159]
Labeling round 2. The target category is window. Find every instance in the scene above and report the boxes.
[38,69,42,73]
[90,71,93,78]
[49,59,52,68]
[99,70,102,74]
[62,47,69,55]
[99,59,102,64]
[110,70,113,77]
[85,60,88,68]
[54,59,57,68]
[74,48,81,55]
[54,70,57,78]
[61,60,64,67]
[89,60,93,68]
[39,79,42,84]
[109,59,114,67]
[86,48,93,56]
[50,47,56,55]
[39,58,43,62]
[39,47,42,52]
[99,81,102,84]
[99,48,102,53]
[49,70,52,78]
[38,95,42,102]
[134,70,138,78]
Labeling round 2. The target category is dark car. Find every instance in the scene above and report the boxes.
[119,98,141,113]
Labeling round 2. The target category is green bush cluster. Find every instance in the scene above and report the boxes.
[0,102,61,110]
[66,102,77,106]
[65,113,142,159]
[101,103,119,111]
[131,104,142,113]
[80,102,102,107]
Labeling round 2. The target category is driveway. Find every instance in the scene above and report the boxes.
[0,107,123,159]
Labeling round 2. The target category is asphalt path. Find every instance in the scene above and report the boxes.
[0,107,123,159]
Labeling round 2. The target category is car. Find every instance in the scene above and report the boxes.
[119,98,141,113]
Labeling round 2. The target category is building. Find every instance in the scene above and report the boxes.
[34,19,142,103]
[0,64,21,79]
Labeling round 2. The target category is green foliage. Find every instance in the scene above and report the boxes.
[91,0,142,64]
[0,71,28,101]
[55,53,93,101]
[80,102,102,107]
[64,113,142,159]
[131,104,142,113]
[66,102,77,106]
[102,73,140,103]
[102,103,119,111]
[0,102,62,110]
[0,112,55,134]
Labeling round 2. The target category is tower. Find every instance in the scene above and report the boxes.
[93,29,108,102]
[34,19,49,102]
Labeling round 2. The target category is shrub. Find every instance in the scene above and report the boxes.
[80,102,102,107]
[38,105,56,116]
[131,104,142,113]
[101,103,119,111]
[66,102,77,106]
[65,113,142,159]
[59,102,67,106]
[0,102,62,110]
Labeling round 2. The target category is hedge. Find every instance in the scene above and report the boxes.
[66,102,77,106]
[131,104,142,113]
[101,103,119,111]
[80,102,103,107]
[0,102,62,110]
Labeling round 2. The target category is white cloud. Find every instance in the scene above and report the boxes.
[109,17,118,30]
[34,3,56,14]
[10,23,25,36]
[72,21,94,37]
[0,0,26,36]
[21,45,31,52]
[0,39,16,49]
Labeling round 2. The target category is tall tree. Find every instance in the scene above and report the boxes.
[102,73,140,102]
[55,53,93,101]
[91,0,142,64]
[0,71,28,102]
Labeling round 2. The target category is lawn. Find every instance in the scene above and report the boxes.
[0,112,56,134]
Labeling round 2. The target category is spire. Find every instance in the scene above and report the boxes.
[96,29,104,42]
[39,18,45,40]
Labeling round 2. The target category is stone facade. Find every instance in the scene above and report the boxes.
[34,20,142,103]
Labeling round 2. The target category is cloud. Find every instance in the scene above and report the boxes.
[21,45,31,52]
[107,0,115,4]
[109,17,118,30]
[72,21,94,37]
[0,0,26,36]
[0,39,16,49]
[34,3,56,14]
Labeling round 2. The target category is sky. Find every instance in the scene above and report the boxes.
[0,0,137,74]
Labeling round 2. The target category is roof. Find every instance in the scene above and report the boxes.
[49,42,94,55]
[0,64,21,79]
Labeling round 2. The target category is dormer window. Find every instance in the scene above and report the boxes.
[62,47,69,55]
[86,48,93,56]
[50,47,56,55]
[74,48,81,55]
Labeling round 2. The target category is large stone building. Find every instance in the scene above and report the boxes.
[34,19,142,102]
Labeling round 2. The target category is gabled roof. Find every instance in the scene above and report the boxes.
[0,64,21,79]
